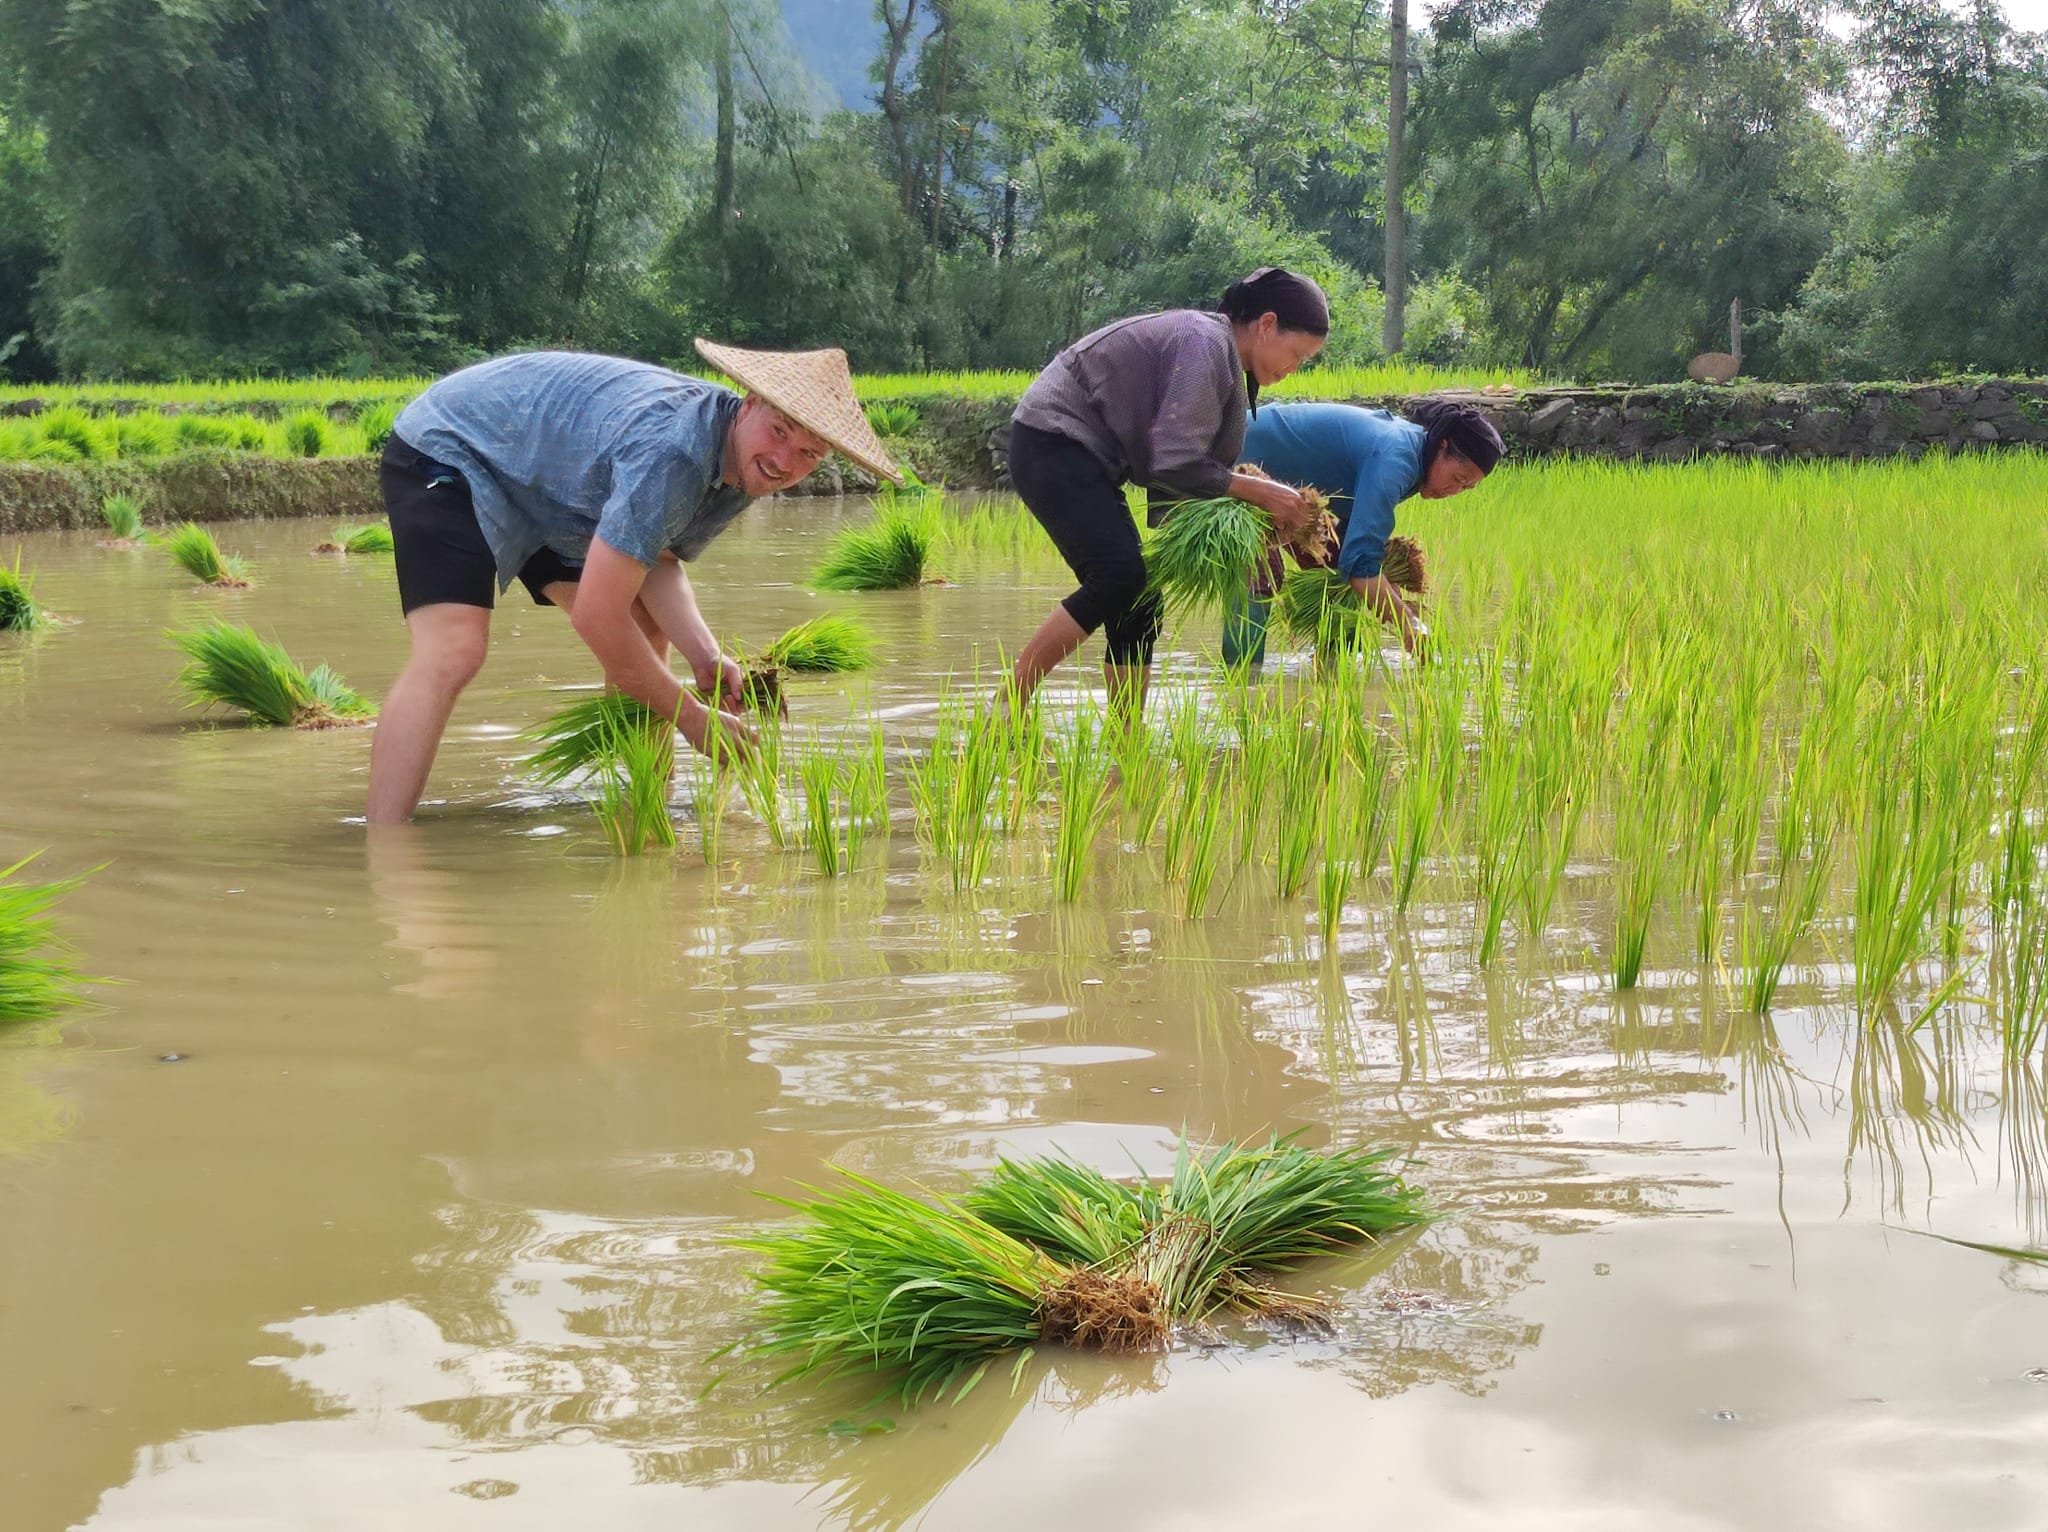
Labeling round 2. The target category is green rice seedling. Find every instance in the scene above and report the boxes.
[523,693,674,785]
[161,521,252,588]
[98,494,144,542]
[226,414,270,450]
[172,414,238,451]
[588,705,679,856]
[112,414,174,458]
[997,701,1049,838]
[842,719,892,867]
[1275,568,1370,656]
[734,717,796,848]
[0,555,47,632]
[738,1173,1062,1406]
[800,748,850,876]
[813,495,940,591]
[169,621,375,727]
[734,1134,1426,1405]
[1386,665,1462,914]
[337,524,395,555]
[22,436,82,464]
[761,613,877,673]
[1470,653,1533,965]
[0,854,94,1027]
[864,401,921,437]
[35,405,106,460]
[1145,495,1268,617]
[1270,714,1331,899]
[1050,710,1116,901]
[1611,638,1690,988]
[1109,708,1173,848]
[905,700,1004,891]
[1174,759,1233,918]
[357,400,401,454]
[1315,772,1364,941]
[282,409,331,458]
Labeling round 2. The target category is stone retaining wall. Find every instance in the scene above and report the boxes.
[2,379,2042,532]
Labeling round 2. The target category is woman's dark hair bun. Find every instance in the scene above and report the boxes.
[1218,266,1330,337]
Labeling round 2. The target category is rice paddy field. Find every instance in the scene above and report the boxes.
[5,454,2048,1528]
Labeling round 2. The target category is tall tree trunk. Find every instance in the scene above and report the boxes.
[712,0,735,235]
[879,0,920,216]
[1381,0,1409,356]
[926,2,953,253]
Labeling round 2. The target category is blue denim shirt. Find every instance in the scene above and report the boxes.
[1240,402,1425,579]
[393,352,752,589]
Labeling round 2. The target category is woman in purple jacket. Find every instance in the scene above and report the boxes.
[1004,268,1330,712]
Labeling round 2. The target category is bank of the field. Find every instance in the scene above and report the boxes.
[3,376,2045,533]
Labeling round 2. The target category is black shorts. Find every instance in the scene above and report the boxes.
[1008,420,1163,666]
[382,434,581,615]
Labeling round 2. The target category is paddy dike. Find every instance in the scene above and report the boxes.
[3,377,2046,532]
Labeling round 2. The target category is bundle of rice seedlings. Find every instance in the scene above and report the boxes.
[735,1134,1426,1404]
[283,409,331,458]
[0,555,47,632]
[1379,534,1428,595]
[113,415,175,458]
[1145,495,1270,616]
[172,415,239,451]
[98,494,145,543]
[22,437,82,464]
[864,401,921,438]
[170,621,375,727]
[813,497,940,591]
[162,522,252,588]
[35,406,106,461]
[0,854,93,1027]
[315,524,394,555]
[357,400,401,454]
[1276,568,1369,653]
[524,692,676,786]
[762,613,878,673]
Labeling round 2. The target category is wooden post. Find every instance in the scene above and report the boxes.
[1382,0,1409,356]
[1729,297,1742,368]
[713,0,735,235]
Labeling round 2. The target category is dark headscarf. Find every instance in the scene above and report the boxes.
[1407,398,1505,474]
[1219,267,1331,414]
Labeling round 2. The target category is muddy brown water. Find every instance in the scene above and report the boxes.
[3,505,2046,1531]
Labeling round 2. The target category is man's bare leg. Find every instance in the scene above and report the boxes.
[365,603,492,824]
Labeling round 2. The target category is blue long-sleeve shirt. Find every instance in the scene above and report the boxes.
[1240,402,1425,580]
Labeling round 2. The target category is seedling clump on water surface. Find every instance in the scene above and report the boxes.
[162,522,252,588]
[315,524,395,555]
[0,555,48,632]
[733,1135,1426,1406]
[169,621,375,728]
[97,495,145,545]
[813,495,941,591]
[0,855,94,1027]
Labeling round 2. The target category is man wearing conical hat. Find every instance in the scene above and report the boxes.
[365,342,900,824]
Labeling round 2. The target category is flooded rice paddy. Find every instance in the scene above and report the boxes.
[5,493,2048,1530]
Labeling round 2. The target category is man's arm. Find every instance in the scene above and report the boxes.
[637,552,743,707]
[571,539,752,755]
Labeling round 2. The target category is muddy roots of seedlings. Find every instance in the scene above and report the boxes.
[1036,1267,1170,1352]
[1380,534,1428,595]
[741,664,786,715]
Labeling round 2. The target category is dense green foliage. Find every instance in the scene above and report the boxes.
[0,0,2036,383]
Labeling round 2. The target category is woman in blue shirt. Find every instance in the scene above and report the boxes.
[1227,398,1503,659]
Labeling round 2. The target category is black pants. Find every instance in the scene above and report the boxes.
[1009,420,1163,666]
[382,434,579,614]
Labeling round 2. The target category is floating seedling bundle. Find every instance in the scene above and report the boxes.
[736,1134,1426,1404]
[162,522,252,588]
[813,494,941,591]
[97,494,145,546]
[0,854,93,1026]
[314,524,394,555]
[170,621,376,727]
[0,555,46,631]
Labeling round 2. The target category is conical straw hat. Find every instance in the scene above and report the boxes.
[694,338,903,486]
